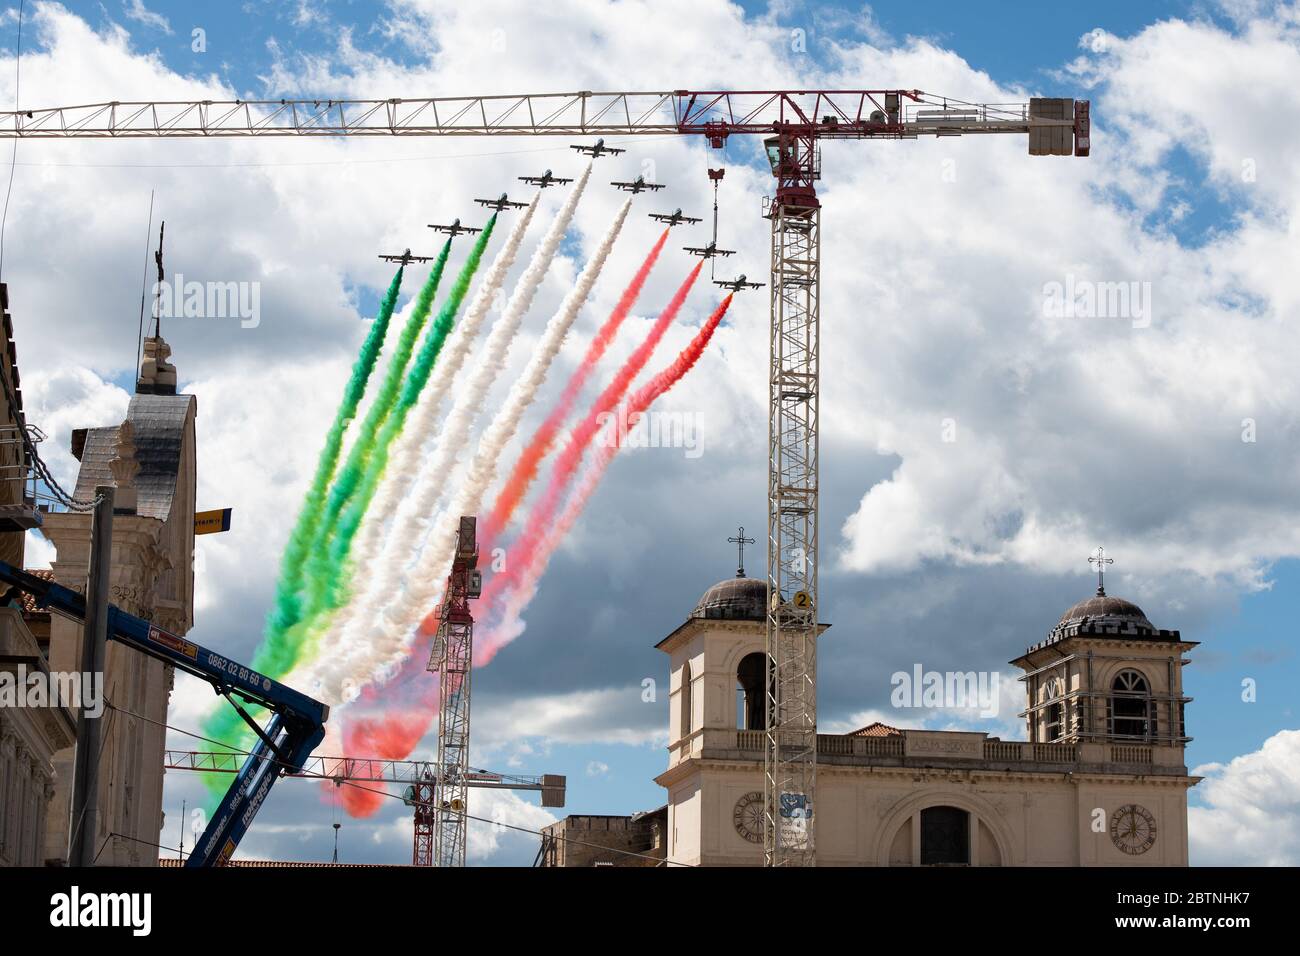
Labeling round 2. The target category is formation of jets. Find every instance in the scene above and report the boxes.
[386,147,762,286]
[649,208,701,227]
[715,274,764,292]
[611,175,665,194]
[518,169,573,188]
[377,248,434,265]
[683,241,735,260]
[476,192,530,211]
[571,138,625,158]
[428,218,482,237]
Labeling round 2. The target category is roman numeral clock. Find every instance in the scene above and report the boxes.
[1110,804,1158,855]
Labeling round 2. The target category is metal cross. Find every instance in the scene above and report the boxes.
[728,525,755,578]
[1089,546,1114,595]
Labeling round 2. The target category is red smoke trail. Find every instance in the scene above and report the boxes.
[477,294,734,665]
[480,228,669,546]
[336,671,440,817]
[331,294,734,807]
[460,258,704,627]
[336,233,674,735]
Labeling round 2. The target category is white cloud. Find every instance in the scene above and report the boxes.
[824,669,1027,741]
[466,787,558,862]
[122,0,172,35]
[7,1,1300,862]
[474,684,666,755]
[20,366,130,481]
[1190,729,1300,865]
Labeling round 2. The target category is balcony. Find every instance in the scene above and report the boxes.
[723,729,1183,775]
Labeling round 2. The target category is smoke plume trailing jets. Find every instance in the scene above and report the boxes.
[571,138,625,158]
[378,248,435,265]
[611,175,665,194]
[649,208,701,227]
[715,274,764,291]
[428,218,483,237]
[518,169,573,188]
[683,241,735,259]
[476,193,530,211]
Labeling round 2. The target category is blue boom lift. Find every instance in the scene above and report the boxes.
[0,560,328,867]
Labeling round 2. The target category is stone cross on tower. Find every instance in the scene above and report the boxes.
[728,525,755,578]
[1089,546,1114,595]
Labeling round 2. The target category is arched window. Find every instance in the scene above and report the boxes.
[1043,679,1065,742]
[680,662,694,739]
[1110,669,1151,739]
[736,652,767,730]
[920,806,970,866]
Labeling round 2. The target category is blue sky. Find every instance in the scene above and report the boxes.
[5,0,1299,865]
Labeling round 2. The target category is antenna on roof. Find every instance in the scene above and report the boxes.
[135,191,155,376]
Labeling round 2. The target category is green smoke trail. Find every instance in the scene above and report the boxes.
[198,263,415,788]
[199,224,498,797]
[262,265,406,653]
[319,215,498,612]
[198,224,497,799]
[313,240,454,549]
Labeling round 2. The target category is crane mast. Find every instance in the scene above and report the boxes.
[426,516,482,867]
[762,127,822,865]
[0,88,1089,867]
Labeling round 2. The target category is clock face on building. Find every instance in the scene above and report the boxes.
[1110,803,1157,855]
[733,791,765,844]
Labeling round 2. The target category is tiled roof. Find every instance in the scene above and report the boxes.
[849,721,902,737]
[14,568,52,616]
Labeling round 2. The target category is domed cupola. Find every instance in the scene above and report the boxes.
[690,577,767,622]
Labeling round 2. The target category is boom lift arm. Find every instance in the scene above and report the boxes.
[0,560,329,867]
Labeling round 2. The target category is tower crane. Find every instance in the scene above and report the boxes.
[0,88,1090,866]
[425,515,482,868]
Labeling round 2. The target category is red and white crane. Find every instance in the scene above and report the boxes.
[2,88,1089,866]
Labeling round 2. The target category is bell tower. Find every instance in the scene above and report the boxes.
[653,529,828,866]
[1013,550,1196,748]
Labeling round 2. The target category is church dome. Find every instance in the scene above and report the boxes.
[691,577,767,622]
[1057,592,1152,628]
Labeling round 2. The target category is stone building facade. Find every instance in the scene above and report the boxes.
[544,574,1199,867]
[0,284,77,867]
[538,808,667,867]
[38,333,196,866]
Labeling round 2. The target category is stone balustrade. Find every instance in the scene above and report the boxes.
[716,727,1184,773]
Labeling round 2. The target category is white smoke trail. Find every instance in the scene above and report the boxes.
[321,164,598,702]
[288,195,539,705]
[477,420,610,665]
[363,192,630,678]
